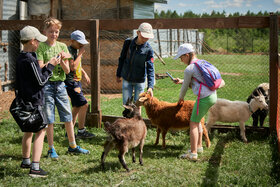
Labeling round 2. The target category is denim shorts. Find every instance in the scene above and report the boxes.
[43,81,72,124]
[122,79,145,104]
[65,80,87,107]
[191,93,217,123]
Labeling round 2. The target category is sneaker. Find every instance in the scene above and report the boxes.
[76,130,95,139]
[47,148,59,160]
[20,162,31,169]
[68,146,90,154]
[29,168,48,178]
[188,147,203,154]
[180,152,198,161]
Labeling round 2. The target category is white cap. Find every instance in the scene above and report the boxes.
[173,43,195,59]
[138,22,154,39]
[20,26,47,42]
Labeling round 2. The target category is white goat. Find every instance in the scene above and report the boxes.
[206,90,268,142]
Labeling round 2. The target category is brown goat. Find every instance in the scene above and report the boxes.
[101,101,147,172]
[137,92,211,148]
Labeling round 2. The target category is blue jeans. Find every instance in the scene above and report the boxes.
[43,81,72,124]
[122,79,145,104]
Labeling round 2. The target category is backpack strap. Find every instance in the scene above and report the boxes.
[191,59,204,116]
[196,83,202,116]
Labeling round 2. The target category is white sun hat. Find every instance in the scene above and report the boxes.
[174,43,195,60]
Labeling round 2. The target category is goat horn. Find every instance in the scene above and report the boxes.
[256,89,263,96]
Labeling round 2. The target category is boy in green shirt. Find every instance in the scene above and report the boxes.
[37,17,89,159]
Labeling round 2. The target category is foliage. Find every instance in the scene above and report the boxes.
[154,10,278,54]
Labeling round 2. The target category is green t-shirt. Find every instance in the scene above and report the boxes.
[37,41,69,82]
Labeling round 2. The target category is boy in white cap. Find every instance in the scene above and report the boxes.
[65,30,95,139]
[15,25,60,177]
[116,22,155,106]
[173,43,217,161]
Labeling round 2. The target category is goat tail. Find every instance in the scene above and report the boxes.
[201,120,211,148]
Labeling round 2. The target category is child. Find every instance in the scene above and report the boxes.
[37,17,89,160]
[116,22,155,106]
[65,30,95,139]
[16,25,59,177]
[173,43,217,161]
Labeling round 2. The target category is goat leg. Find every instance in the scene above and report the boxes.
[239,122,248,143]
[252,112,259,127]
[155,127,161,145]
[101,140,114,170]
[202,123,211,148]
[139,139,145,166]
[118,153,130,172]
[161,130,167,148]
[132,148,136,163]
[259,111,268,127]
[118,142,130,172]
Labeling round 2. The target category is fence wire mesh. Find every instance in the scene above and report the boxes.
[99,28,270,127]
[0,25,270,126]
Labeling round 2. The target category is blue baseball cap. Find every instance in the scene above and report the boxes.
[71,30,89,45]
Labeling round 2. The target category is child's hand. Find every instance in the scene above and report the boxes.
[83,72,90,85]
[48,56,60,66]
[173,78,182,84]
[177,98,184,106]
[78,46,85,56]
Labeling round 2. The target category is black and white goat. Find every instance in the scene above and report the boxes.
[101,97,147,172]
[247,83,269,127]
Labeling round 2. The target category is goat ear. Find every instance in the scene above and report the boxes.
[123,104,129,109]
[138,97,148,102]
[139,92,146,97]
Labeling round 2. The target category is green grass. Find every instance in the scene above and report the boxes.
[0,118,279,186]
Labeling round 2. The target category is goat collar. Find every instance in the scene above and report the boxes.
[248,103,254,114]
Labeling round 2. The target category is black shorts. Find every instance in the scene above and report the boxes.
[65,80,87,107]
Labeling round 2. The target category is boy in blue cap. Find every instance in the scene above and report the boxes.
[65,30,95,139]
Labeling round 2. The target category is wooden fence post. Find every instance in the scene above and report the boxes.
[87,19,102,128]
[269,13,279,150]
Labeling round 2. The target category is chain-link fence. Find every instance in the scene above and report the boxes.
[98,28,270,126]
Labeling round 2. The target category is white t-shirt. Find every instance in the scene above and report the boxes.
[179,61,216,100]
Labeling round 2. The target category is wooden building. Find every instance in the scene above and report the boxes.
[0,0,167,93]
